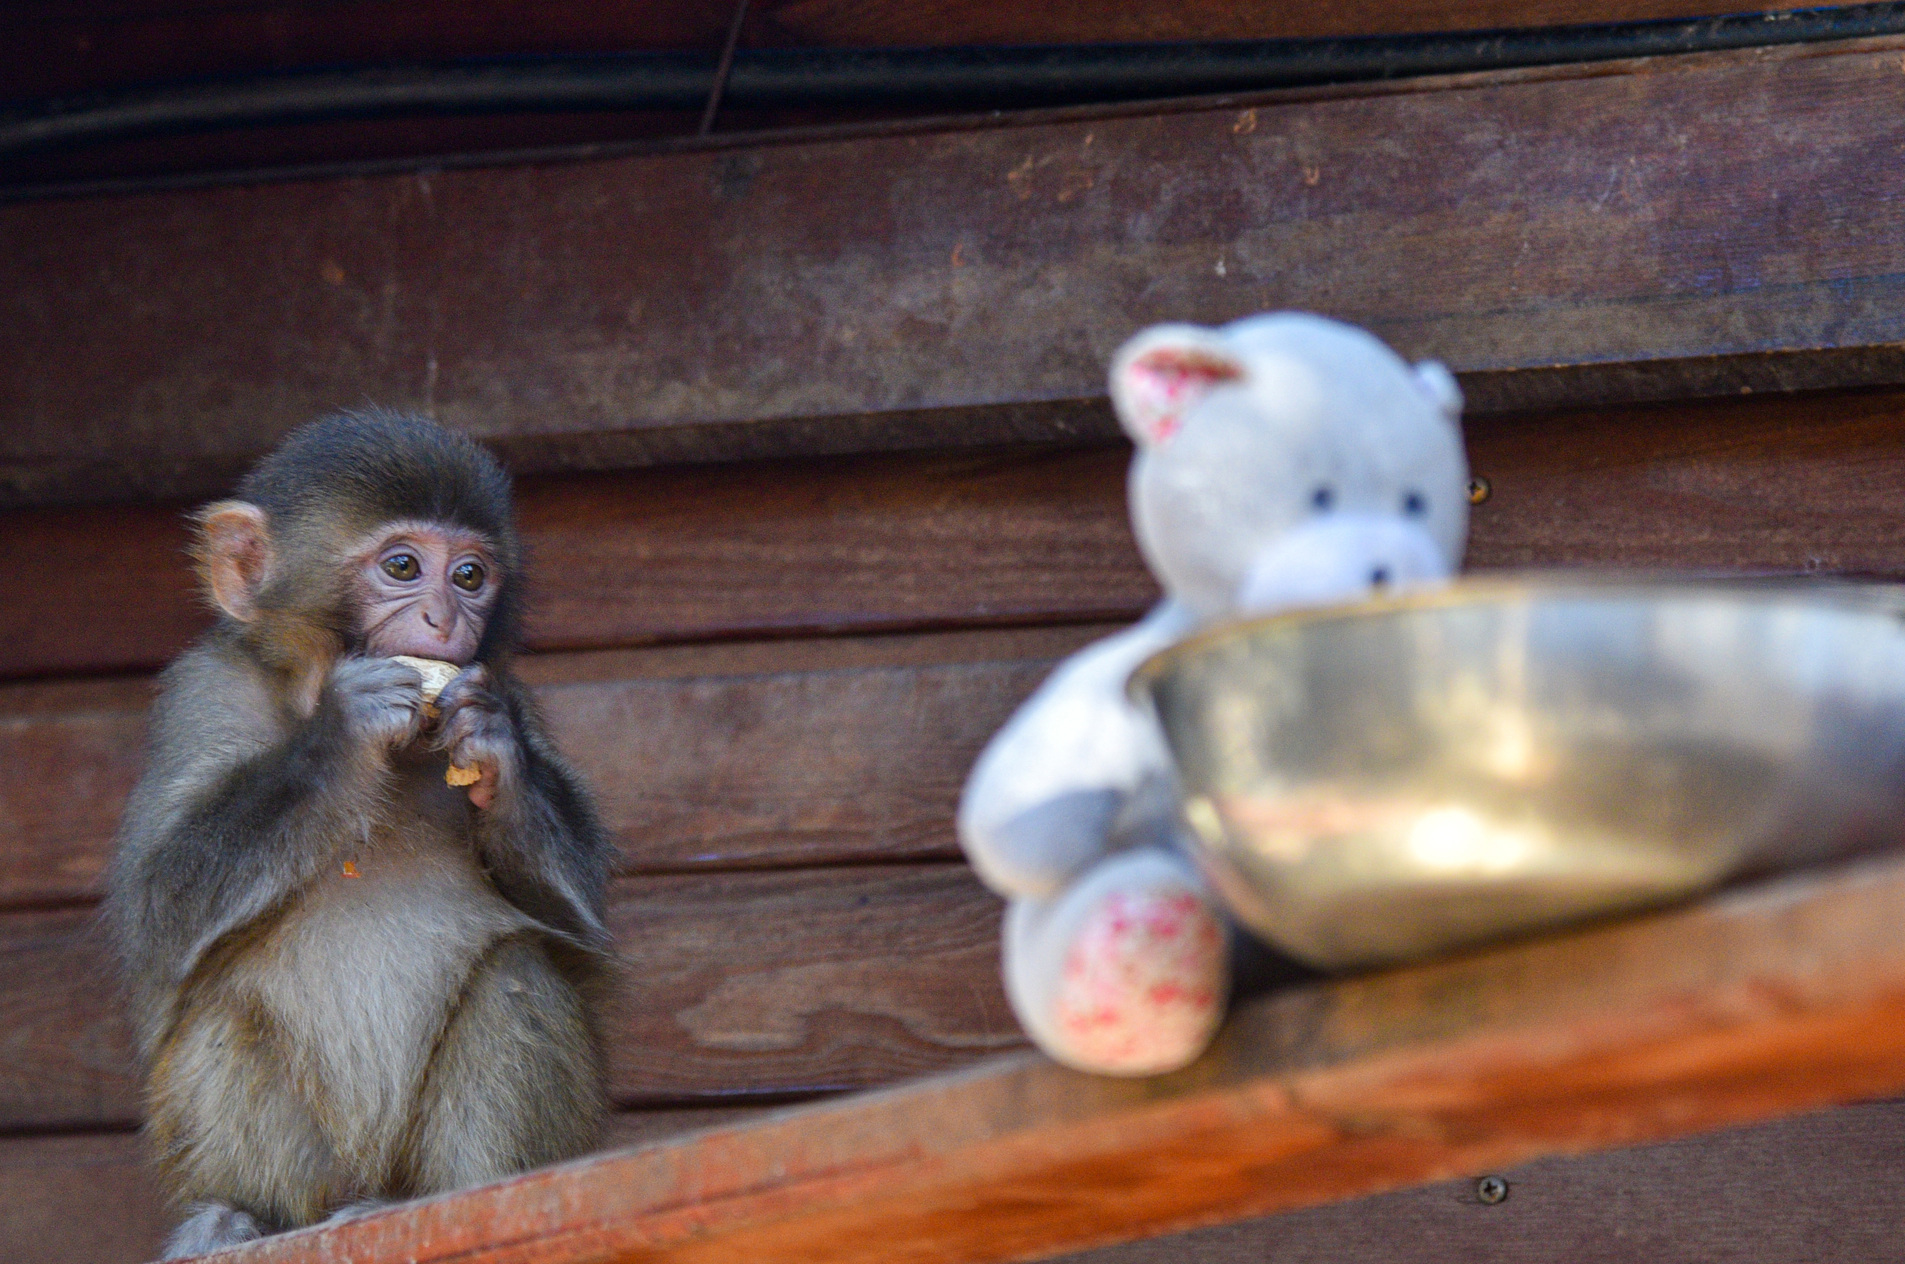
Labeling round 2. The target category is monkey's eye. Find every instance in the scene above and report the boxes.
[1310,485,1336,512]
[451,561,487,592]
[381,553,420,581]
[1402,491,1428,516]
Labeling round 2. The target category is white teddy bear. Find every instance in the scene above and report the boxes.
[957,312,1471,1075]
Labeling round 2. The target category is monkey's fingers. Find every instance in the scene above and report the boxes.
[454,756,501,810]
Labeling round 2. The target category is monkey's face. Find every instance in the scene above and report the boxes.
[350,520,501,664]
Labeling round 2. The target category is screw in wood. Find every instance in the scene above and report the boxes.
[1467,476,1492,505]
[1475,1175,1510,1205]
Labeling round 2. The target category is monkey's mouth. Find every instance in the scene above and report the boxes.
[364,627,480,665]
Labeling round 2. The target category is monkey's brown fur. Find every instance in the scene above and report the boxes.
[106,412,613,1253]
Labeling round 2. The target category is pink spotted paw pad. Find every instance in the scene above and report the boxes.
[1055,888,1226,1074]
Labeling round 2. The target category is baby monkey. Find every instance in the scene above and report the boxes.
[106,411,613,1258]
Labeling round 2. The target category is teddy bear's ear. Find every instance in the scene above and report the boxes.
[1412,360,1464,422]
[1109,324,1246,447]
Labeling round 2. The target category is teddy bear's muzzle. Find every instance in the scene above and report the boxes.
[1234,514,1450,615]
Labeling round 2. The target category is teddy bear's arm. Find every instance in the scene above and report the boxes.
[957,606,1189,899]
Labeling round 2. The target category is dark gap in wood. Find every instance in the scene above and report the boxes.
[0,1120,140,1142]
[0,42,1780,206]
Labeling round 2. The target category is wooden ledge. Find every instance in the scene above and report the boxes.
[205,853,1905,1264]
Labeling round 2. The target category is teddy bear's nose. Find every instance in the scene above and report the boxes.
[1369,566,1392,588]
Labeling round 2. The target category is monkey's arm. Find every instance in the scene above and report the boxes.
[107,651,427,1050]
[433,667,613,950]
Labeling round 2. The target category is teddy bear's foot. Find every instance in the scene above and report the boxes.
[1004,848,1228,1076]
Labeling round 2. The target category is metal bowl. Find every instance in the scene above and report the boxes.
[1130,576,1905,969]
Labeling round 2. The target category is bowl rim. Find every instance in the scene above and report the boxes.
[1126,570,1905,704]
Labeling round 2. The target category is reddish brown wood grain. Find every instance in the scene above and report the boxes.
[536,626,1101,874]
[0,676,154,906]
[12,39,1905,506]
[0,1131,171,1264]
[17,386,1905,682]
[0,1106,774,1264]
[1069,1096,1905,1264]
[514,452,1149,651]
[0,627,1103,908]
[601,865,1019,1105]
[1462,386,1905,574]
[0,448,1150,680]
[19,1097,1905,1264]
[0,863,1015,1131]
[184,854,1905,1264]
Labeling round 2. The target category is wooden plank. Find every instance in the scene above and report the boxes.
[19,1097,1905,1264]
[11,39,1905,505]
[0,448,1151,680]
[178,852,1905,1264]
[0,676,153,907]
[17,381,1905,684]
[0,626,1103,908]
[0,862,1015,1131]
[0,1131,171,1264]
[1060,1096,1905,1263]
[601,865,1019,1105]
[536,627,1097,874]
[0,1107,771,1264]
[1462,385,1905,574]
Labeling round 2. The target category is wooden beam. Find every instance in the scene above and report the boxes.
[0,1107,773,1264]
[20,1098,1905,1264]
[0,863,1017,1131]
[0,448,1150,680]
[1077,1097,1905,1263]
[0,1132,169,1264]
[15,383,1905,684]
[10,38,1905,506]
[0,627,1104,908]
[184,853,1905,1264]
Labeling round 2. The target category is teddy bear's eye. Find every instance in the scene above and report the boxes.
[1310,485,1336,512]
[1402,491,1427,516]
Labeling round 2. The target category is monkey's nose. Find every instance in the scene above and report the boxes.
[421,608,440,628]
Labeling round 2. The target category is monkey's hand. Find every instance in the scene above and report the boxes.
[327,656,431,755]
[430,665,518,811]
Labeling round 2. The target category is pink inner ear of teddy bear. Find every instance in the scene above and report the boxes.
[1125,349,1244,445]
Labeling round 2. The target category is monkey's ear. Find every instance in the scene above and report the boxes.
[193,501,274,623]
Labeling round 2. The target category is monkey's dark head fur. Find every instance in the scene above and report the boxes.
[199,409,524,677]
[238,409,518,559]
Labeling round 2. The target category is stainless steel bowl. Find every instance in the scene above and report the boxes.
[1130,577,1905,969]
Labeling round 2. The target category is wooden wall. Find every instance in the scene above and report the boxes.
[10,15,1905,1263]
[10,384,1905,1261]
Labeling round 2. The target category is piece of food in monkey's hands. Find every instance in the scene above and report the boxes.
[389,655,482,786]
[390,654,459,706]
